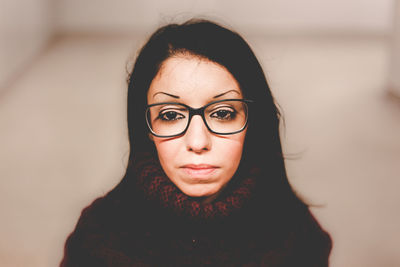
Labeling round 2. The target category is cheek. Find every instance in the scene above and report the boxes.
[153,139,180,166]
[216,131,247,169]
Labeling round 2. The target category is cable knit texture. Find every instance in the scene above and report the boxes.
[61,154,332,266]
[134,154,257,220]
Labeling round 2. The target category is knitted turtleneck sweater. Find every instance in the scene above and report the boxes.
[61,155,332,266]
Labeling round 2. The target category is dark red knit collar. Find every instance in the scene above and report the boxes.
[133,154,258,220]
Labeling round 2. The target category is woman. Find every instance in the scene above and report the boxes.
[61,19,332,266]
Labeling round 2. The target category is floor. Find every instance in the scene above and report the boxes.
[0,33,399,267]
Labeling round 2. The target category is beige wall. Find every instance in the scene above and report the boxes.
[389,0,400,96]
[54,0,393,35]
[0,0,53,89]
[0,0,394,89]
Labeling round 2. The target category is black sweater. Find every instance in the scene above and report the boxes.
[61,171,332,267]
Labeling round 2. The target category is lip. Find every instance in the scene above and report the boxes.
[180,164,219,178]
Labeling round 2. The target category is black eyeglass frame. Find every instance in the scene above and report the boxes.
[145,98,253,138]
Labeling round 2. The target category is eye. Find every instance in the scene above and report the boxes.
[210,107,237,120]
[157,109,185,121]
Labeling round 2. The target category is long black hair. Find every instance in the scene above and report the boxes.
[122,19,303,212]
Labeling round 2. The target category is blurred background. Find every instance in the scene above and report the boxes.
[1,0,400,266]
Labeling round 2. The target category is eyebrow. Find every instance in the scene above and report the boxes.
[152,89,241,99]
[152,92,180,99]
[213,90,241,98]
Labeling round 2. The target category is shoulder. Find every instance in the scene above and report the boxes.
[60,197,116,266]
[282,210,332,267]
[253,202,332,267]
[60,189,143,267]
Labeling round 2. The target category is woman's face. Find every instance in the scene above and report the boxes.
[147,55,247,199]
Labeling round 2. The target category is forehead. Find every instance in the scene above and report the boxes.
[147,55,242,104]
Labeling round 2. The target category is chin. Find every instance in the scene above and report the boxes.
[179,184,220,198]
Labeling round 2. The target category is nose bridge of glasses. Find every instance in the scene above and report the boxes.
[187,106,208,128]
[189,106,205,117]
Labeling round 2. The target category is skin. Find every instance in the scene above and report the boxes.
[147,55,247,201]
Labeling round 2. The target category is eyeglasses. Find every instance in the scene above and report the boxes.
[145,99,252,138]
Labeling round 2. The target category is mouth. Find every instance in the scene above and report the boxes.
[180,164,219,178]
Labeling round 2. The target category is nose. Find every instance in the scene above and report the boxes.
[184,115,211,153]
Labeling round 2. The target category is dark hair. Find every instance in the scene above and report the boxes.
[125,18,304,211]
